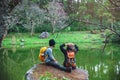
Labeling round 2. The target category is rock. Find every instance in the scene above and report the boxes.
[25,63,89,80]
[100,29,105,32]
[20,39,25,42]
[100,33,106,38]
[90,30,97,34]
[39,32,49,39]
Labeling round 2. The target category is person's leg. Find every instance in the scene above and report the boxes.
[72,62,77,70]
[46,61,71,72]
[63,61,66,67]
[46,61,66,70]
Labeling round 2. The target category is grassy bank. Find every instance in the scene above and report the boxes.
[2,31,104,48]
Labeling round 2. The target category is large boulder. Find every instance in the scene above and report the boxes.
[25,63,89,80]
[39,32,49,39]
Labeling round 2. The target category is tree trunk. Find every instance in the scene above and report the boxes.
[0,0,21,47]
[52,25,55,34]
[30,21,34,36]
[51,21,55,34]
[0,0,8,47]
[67,0,73,14]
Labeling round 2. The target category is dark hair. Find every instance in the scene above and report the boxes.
[67,45,75,51]
[49,39,56,46]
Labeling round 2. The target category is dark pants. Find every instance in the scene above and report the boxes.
[63,61,76,70]
[46,61,68,71]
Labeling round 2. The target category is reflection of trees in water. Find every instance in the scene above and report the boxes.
[79,57,119,79]
[12,45,17,53]
[0,45,119,80]
[0,48,18,79]
[30,48,36,64]
[76,44,120,80]
[79,62,120,80]
[0,48,9,80]
[2,48,8,62]
[0,47,39,80]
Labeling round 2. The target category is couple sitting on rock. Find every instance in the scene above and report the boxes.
[41,39,79,73]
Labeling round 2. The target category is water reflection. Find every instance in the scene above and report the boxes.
[0,43,120,80]
[116,65,119,75]
[0,47,39,80]
[79,62,120,80]
[76,43,120,80]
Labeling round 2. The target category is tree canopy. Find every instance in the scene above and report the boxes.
[0,0,120,47]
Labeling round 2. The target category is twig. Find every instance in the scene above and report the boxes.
[102,33,113,53]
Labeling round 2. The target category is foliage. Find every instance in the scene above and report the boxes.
[31,0,52,8]
[6,0,46,35]
[110,21,120,42]
[39,72,70,80]
[39,72,58,80]
[47,0,68,33]
[5,0,119,33]
[95,0,114,26]
[104,29,113,36]
[6,0,69,34]
[2,31,104,47]
[111,34,120,43]
[7,25,28,33]
[1,0,120,47]
[35,22,52,32]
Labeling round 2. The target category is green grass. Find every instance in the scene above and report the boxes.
[2,31,104,48]
[39,72,69,80]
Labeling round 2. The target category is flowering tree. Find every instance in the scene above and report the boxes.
[47,0,68,33]
[6,0,46,36]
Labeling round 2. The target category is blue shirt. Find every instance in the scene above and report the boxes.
[44,47,55,63]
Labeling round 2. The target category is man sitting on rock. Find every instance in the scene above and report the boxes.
[44,39,72,73]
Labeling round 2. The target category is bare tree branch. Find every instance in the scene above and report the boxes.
[109,0,120,7]
[102,33,113,53]
[108,28,120,38]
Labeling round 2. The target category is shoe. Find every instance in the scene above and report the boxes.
[66,67,72,73]
[72,66,76,70]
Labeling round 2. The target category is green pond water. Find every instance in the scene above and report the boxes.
[0,43,120,80]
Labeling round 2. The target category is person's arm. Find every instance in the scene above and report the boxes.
[60,43,66,54]
[74,44,79,53]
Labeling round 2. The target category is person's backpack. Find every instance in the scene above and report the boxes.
[39,47,47,62]
[66,51,76,67]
